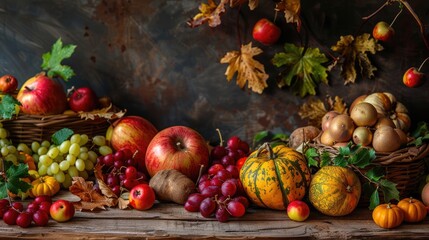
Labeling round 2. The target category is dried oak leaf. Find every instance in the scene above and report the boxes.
[275,0,301,30]
[298,95,347,126]
[331,33,383,85]
[187,0,228,28]
[69,176,118,211]
[220,42,269,94]
[79,104,126,120]
[272,43,328,97]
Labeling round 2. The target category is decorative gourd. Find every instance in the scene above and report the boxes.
[31,176,60,197]
[239,142,311,210]
[309,166,361,216]
[397,197,427,223]
[363,92,411,133]
[372,203,404,229]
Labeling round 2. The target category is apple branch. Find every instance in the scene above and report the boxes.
[399,0,429,51]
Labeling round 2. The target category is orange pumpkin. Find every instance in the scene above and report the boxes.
[397,197,427,223]
[372,203,404,229]
[309,165,361,216]
[31,176,60,197]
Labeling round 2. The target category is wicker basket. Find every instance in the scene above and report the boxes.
[1,113,118,145]
[308,141,429,200]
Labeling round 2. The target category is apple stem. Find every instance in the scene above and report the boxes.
[389,4,403,27]
[361,0,394,21]
[399,0,429,51]
[417,57,429,72]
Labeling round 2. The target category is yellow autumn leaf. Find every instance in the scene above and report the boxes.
[220,42,269,94]
[299,95,347,126]
[78,104,126,120]
[275,0,301,30]
[248,0,259,10]
[331,33,383,84]
[187,0,228,28]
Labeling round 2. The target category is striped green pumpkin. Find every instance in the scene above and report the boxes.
[239,143,311,210]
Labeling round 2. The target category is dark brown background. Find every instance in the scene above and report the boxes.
[0,0,428,143]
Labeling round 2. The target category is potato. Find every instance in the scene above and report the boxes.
[149,169,196,204]
[289,126,321,149]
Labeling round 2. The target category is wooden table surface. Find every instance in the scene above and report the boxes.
[0,191,428,240]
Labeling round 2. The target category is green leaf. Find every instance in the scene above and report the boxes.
[333,155,347,167]
[365,167,384,182]
[320,151,331,167]
[369,189,380,210]
[271,133,289,142]
[2,162,32,196]
[41,38,77,81]
[0,181,7,199]
[349,147,375,168]
[253,130,270,148]
[0,94,21,119]
[379,179,400,203]
[51,128,74,146]
[305,148,319,168]
[272,43,328,97]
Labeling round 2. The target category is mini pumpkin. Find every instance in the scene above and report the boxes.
[31,176,60,197]
[309,165,361,216]
[372,203,404,229]
[239,142,311,210]
[397,197,427,223]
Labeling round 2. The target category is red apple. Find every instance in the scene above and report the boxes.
[252,18,281,45]
[68,86,99,112]
[0,74,18,93]
[108,116,158,172]
[372,21,394,42]
[49,199,75,222]
[129,183,156,210]
[145,126,209,182]
[16,73,68,115]
[403,67,425,88]
[287,200,310,222]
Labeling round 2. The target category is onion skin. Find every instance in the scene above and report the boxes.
[372,126,401,152]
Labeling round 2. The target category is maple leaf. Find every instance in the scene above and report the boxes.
[41,38,76,81]
[187,0,228,28]
[331,33,383,84]
[298,95,347,126]
[275,0,301,31]
[78,104,126,120]
[69,176,118,211]
[272,43,328,97]
[220,42,269,94]
[248,0,259,10]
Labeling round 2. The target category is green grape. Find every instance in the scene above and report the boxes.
[46,167,52,176]
[39,155,53,166]
[0,122,3,128]
[50,162,60,175]
[17,143,31,155]
[78,170,89,180]
[79,134,89,146]
[0,139,10,147]
[92,135,106,146]
[5,154,18,164]
[78,152,89,161]
[37,146,48,155]
[54,171,65,183]
[47,147,60,159]
[75,159,85,171]
[1,146,9,157]
[59,140,71,154]
[32,154,40,163]
[68,166,79,177]
[66,154,76,165]
[88,151,98,164]
[54,155,63,163]
[69,143,81,156]
[41,140,50,148]
[84,160,94,171]
[0,127,8,139]
[31,141,41,153]
[99,145,113,156]
[59,160,70,171]
[63,174,72,188]
[80,146,88,153]
[38,165,48,176]
[7,145,16,154]
[37,161,43,170]
[70,134,81,144]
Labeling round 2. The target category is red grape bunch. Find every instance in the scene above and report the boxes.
[0,195,52,228]
[184,135,251,222]
[96,148,149,196]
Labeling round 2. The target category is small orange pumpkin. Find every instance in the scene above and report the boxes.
[397,197,427,223]
[372,203,404,229]
[31,176,60,197]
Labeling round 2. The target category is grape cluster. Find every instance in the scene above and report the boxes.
[184,135,251,222]
[0,196,52,228]
[96,147,149,196]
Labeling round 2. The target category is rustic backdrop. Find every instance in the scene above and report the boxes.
[0,0,428,143]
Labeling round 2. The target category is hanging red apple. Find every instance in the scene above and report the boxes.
[372,21,394,42]
[252,18,281,46]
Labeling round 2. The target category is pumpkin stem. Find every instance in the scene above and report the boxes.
[256,142,274,159]
[346,185,353,192]
[387,202,392,209]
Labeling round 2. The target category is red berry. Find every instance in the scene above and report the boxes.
[16,212,32,228]
[3,208,19,225]
[125,166,138,179]
[32,210,49,226]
